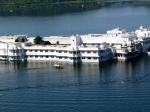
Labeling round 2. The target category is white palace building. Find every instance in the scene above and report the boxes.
[0,26,150,63]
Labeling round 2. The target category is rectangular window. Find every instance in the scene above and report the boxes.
[93,51,97,53]
[40,50,43,52]
[45,50,48,52]
[87,51,91,53]
[51,50,54,52]
[35,50,38,52]
[46,56,49,58]
[88,57,91,59]
[77,57,80,59]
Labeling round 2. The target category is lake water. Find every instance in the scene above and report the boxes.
[0,4,150,37]
[0,4,150,112]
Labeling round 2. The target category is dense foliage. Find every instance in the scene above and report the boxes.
[34,36,43,45]
[15,39,19,42]
[1,0,147,16]
[0,0,103,16]
[34,36,51,45]
[0,0,101,4]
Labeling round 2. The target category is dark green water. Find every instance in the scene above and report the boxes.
[0,4,150,112]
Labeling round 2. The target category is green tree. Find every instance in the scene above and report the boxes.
[42,41,51,45]
[15,38,19,42]
[34,36,43,44]
[56,41,59,45]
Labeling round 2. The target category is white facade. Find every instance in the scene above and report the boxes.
[0,42,25,61]
[1,26,150,63]
[135,26,150,53]
[24,43,112,63]
[0,35,28,43]
[43,36,70,45]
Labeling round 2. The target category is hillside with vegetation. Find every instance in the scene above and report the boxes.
[0,0,150,16]
[0,0,105,16]
[0,0,103,5]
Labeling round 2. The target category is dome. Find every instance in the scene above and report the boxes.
[140,25,143,30]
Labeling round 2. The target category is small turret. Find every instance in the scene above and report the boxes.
[140,25,144,30]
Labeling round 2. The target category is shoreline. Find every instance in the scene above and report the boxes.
[1,1,150,16]
[0,0,102,7]
[0,0,103,16]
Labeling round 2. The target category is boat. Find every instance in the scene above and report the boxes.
[54,64,64,69]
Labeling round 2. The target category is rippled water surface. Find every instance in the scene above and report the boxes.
[0,56,150,112]
[0,5,150,112]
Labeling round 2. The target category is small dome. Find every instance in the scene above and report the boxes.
[140,25,143,30]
